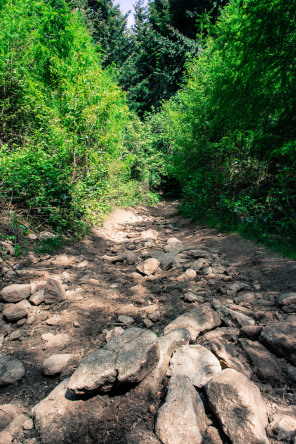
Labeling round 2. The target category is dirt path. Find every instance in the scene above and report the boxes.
[0,200,295,443]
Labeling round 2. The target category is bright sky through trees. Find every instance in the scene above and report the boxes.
[117,0,147,26]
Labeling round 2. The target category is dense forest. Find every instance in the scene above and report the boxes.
[0,0,295,256]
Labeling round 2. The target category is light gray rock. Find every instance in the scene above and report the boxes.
[168,345,221,388]
[0,355,25,386]
[46,315,61,326]
[209,339,252,378]
[166,238,181,244]
[144,319,154,328]
[41,333,70,350]
[235,292,258,305]
[117,315,134,325]
[140,229,159,240]
[217,305,255,328]
[267,410,296,442]
[69,328,159,394]
[164,243,184,254]
[227,281,251,295]
[176,269,196,282]
[150,250,176,271]
[278,292,296,307]
[32,378,106,444]
[44,279,65,305]
[155,374,206,444]
[182,292,204,303]
[105,327,124,342]
[164,304,221,341]
[136,258,160,276]
[106,328,159,384]
[205,369,268,444]
[3,302,28,322]
[0,284,31,303]
[259,320,296,365]
[29,290,45,306]
[200,327,240,344]
[138,329,190,397]
[42,354,71,376]
[0,404,21,430]
[5,413,29,441]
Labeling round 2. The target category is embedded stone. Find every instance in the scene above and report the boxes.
[168,345,221,388]
[164,304,221,341]
[205,369,268,444]
[155,374,206,444]
[0,284,31,303]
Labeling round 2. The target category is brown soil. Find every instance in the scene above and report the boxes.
[0,199,295,443]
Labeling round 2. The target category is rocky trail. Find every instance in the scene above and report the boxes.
[0,200,296,444]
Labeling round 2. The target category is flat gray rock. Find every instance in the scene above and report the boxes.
[0,284,31,303]
[69,328,159,394]
[259,320,296,365]
[32,378,106,444]
[0,355,25,386]
[106,328,160,384]
[217,305,255,328]
[42,354,71,376]
[205,369,268,444]
[155,374,206,444]
[168,345,221,388]
[164,304,221,341]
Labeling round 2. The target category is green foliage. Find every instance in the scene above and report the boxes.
[164,0,296,243]
[0,0,152,236]
[82,0,132,68]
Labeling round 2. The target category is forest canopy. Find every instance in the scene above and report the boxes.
[0,0,295,255]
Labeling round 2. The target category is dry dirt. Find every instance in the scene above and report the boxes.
[0,199,296,443]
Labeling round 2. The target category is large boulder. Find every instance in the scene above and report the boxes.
[32,379,106,444]
[164,304,221,341]
[138,329,190,397]
[259,320,296,365]
[168,345,221,388]
[155,374,206,444]
[205,369,268,444]
[68,328,159,395]
[0,284,31,303]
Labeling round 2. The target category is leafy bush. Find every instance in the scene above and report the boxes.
[163,0,296,242]
[0,0,151,236]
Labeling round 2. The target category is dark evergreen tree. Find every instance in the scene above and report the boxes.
[119,0,228,116]
[83,0,132,68]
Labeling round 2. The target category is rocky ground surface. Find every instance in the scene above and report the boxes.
[0,200,296,444]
